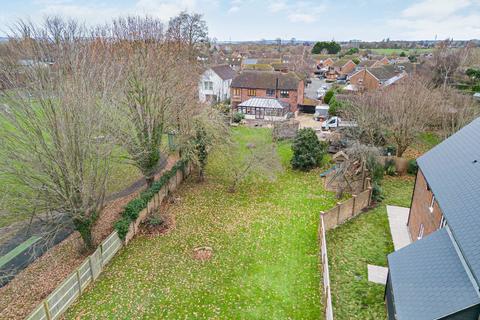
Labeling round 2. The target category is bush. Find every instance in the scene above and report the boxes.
[114,218,131,240]
[384,159,396,176]
[384,145,396,156]
[291,128,326,171]
[399,51,406,57]
[147,215,164,227]
[122,198,146,220]
[407,159,418,175]
[324,90,335,104]
[232,112,245,123]
[352,57,360,65]
[371,181,385,202]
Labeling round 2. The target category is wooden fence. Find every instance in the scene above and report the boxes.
[26,163,192,320]
[318,183,373,320]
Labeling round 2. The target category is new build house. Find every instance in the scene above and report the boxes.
[386,117,480,320]
[199,65,237,103]
[230,71,304,119]
[349,64,408,91]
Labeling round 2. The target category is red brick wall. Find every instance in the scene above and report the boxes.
[341,61,356,75]
[407,169,444,241]
[230,87,300,111]
[349,70,380,91]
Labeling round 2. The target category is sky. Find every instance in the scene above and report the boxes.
[0,0,479,41]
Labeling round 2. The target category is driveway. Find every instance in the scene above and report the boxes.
[304,77,330,100]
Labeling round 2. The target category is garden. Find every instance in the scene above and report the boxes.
[65,127,339,319]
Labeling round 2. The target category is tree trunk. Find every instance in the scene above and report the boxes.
[73,218,95,250]
[198,167,205,182]
[146,175,155,188]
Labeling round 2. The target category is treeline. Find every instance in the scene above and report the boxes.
[0,14,227,249]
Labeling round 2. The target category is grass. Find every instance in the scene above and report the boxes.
[370,48,433,55]
[65,127,338,319]
[326,175,414,320]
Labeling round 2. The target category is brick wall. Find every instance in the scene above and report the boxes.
[230,87,300,111]
[407,169,444,241]
[349,69,380,91]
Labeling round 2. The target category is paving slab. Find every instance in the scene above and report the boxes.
[368,264,389,285]
[386,205,411,251]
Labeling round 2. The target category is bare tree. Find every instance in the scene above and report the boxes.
[346,77,438,157]
[166,11,208,56]
[0,19,117,249]
[430,39,471,89]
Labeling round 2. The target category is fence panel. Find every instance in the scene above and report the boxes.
[319,215,334,320]
[90,247,102,280]
[323,208,338,231]
[26,304,47,320]
[101,231,122,266]
[78,259,92,291]
[338,198,354,224]
[47,273,80,319]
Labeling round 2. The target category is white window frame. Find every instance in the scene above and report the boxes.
[418,224,424,240]
[429,194,435,213]
[204,81,213,91]
[439,216,447,229]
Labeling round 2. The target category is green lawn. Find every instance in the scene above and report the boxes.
[65,127,338,319]
[326,176,414,320]
[370,48,433,55]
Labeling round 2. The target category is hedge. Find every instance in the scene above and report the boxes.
[115,159,188,240]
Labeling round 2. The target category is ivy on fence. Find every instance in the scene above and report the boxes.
[114,159,187,239]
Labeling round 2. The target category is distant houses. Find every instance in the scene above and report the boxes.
[230,70,304,119]
[199,65,237,103]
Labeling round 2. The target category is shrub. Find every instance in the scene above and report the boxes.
[232,112,245,123]
[324,90,335,104]
[371,181,385,202]
[407,159,418,175]
[147,215,164,227]
[114,218,131,240]
[122,198,146,220]
[384,159,396,176]
[384,145,397,156]
[352,57,360,65]
[291,128,326,171]
[399,51,406,57]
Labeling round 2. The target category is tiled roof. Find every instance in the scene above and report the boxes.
[368,65,401,81]
[231,71,300,90]
[238,98,289,109]
[418,117,480,286]
[357,60,379,68]
[332,59,352,67]
[388,228,480,320]
[211,65,237,80]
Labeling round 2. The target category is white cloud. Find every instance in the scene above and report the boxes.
[227,6,239,13]
[268,1,287,13]
[287,13,316,23]
[389,0,480,39]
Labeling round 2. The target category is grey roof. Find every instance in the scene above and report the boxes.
[211,65,236,80]
[368,65,401,81]
[417,117,480,286]
[238,98,289,109]
[231,71,300,90]
[388,228,480,320]
[357,60,379,68]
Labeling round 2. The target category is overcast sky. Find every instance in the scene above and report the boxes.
[1,0,479,41]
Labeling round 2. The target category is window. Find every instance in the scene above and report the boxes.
[247,89,256,96]
[266,89,275,96]
[204,81,213,90]
[429,195,435,213]
[280,90,290,98]
[233,88,241,96]
[439,216,447,229]
[418,224,424,240]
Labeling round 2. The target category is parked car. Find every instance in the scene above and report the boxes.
[316,88,326,99]
[321,116,357,130]
[313,105,329,121]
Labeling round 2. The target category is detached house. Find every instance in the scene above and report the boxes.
[199,65,237,103]
[230,71,304,119]
[349,65,407,91]
[386,117,480,320]
[326,59,357,81]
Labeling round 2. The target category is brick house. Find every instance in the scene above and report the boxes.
[230,71,304,114]
[326,59,356,81]
[348,65,407,91]
[386,117,480,320]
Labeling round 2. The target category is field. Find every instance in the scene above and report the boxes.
[370,48,433,55]
[65,127,339,319]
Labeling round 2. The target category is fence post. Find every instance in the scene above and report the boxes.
[76,269,82,296]
[352,195,357,217]
[336,202,341,225]
[366,177,371,189]
[368,187,373,206]
[43,300,52,320]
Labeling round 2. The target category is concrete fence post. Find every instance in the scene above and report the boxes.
[368,187,373,206]
[336,202,342,226]
[43,300,52,320]
[76,269,82,296]
[352,195,357,217]
[366,177,371,190]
